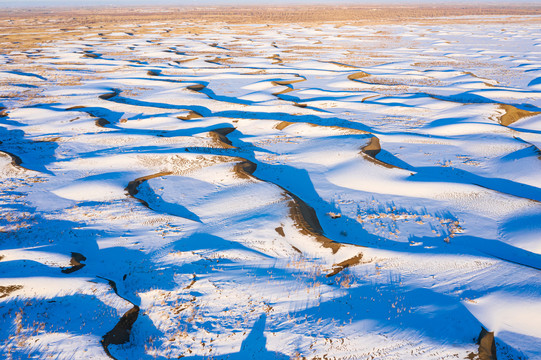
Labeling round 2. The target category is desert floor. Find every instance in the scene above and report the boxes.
[1,6,541,360]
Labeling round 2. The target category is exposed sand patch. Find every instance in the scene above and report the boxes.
[95,118,111,128]
[347,71,371,81]
[208,127,236,149]
[0,150,34,173]
[274,121,293,130]
[268,55,283,64]
[102,306,139,349]
[321,60,358,69]
[183,274,197,290]
[359,136,401,169]
[177,110,203,120]
[495,104,540,126]
[187,84,206,92]
[275,121,368,135]
[326,253,364,277]
[126,172,173,206]
[361,136,381,157]
[174,58,198,64]
[271,77,306,95]
[83,52,100,59]
[0,285,23,299]
[232,159,258,180]
[98,90,119,101]
[477,328,497,360]
[286,193,341,254]
[308,123,368,135]
[0,150,23,168]
[60,252,86,274]
[100,276,140,358]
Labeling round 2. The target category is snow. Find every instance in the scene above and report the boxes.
[1,14,541,360]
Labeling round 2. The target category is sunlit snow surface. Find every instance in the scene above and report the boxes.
[1,15,541,359]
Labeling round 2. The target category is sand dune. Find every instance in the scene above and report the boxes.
[1,9,541,360]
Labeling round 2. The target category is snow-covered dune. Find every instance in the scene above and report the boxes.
[1,14,541,360]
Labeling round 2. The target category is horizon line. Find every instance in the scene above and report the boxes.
[3,2,541,9]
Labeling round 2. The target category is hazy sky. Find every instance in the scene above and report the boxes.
[1,0,536,7]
